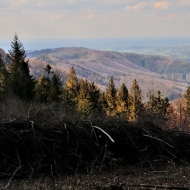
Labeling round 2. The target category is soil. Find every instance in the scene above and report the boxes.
[1,164,190,190]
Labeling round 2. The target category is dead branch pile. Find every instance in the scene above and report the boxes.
[0,120,190,179]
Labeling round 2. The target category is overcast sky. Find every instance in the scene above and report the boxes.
[0,0,190,40]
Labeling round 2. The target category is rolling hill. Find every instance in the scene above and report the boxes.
[123,52,190,82]
[26,47,189,100]
[0,48,6,60]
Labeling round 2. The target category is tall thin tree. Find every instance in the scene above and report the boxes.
[128,79,143,121]
[7,34,35,100]
[105,77,117,116]
[64,67,79,105]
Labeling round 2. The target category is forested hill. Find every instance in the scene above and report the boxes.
[0,48,6,59]
[0,47,188,99]
[123,52,190,82]
[25,47,188,100]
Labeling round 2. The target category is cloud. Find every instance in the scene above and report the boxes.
[51,14,66,22]
[36,2,46,7]
[86,14,94,19]
[18,0,29,3]
[125,2,146,13]
[167,13,176,20]
[154,1,169,10]
[68,0,74,4]
[180,0,190,5]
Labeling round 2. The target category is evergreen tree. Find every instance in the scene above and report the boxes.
[146,90,170,123]
[77,79,91,115]
[184,87,190,124]
[64,67,79,105]
[44,64,53,79]
[88,81,100,110]
[49,73,62,102]
[7,34,35,100]
[116,83,129,119]
[100,92,107,112]
[77,79,100,116]
[35,75,50,103]
[35,64,63,103]
[105,77,117,116]
[128,79,143,121]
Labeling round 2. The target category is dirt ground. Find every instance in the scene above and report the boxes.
[1,164,190,190]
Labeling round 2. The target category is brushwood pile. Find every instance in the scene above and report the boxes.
[1,120,190,178]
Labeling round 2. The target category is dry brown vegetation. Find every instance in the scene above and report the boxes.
[1,98,190,189]
[1,165,190,189]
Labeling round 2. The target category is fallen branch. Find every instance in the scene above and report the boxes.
[1,165,23,190]
[143,134,174,148]
[93,126,115,143]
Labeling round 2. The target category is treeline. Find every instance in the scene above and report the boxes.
[1,35,190,129]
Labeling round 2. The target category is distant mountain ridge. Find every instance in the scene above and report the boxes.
[123,52,190,82]
[0,48,6,59]
[26,47,189,99]
[1,47,189,99]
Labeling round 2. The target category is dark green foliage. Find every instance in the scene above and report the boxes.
[128,79,143,121]
[6,34,35,100]
[49,73,62,102]
[146,90,170,124]
[44,64,53,78]
[64,67,79,106]
[77,79,100,116]
[35,64,63,103]
[35,75,50,103]
[105,77,117,116]
[116,83,129,119]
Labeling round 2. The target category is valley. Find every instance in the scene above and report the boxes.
[26,47,189,100]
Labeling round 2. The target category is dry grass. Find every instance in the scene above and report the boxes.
[1,164,190,190]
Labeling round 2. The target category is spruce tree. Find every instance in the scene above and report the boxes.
[44,64,53,79]
[88,81,100,110]
[49,73,62,102]
[77,79,100,116]
[116,83,129,119]
[128,79,143,121]
[77,79,91,115]
[35,64,62,103]
[146,90,170,123]
[64,67,79,105]
[7,34,35,100]
[105,77,117,116]
[35,75,50,103]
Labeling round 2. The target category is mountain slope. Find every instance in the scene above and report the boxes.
[123,52,190,82]
[26,47,188,99]
[0,48,6,59]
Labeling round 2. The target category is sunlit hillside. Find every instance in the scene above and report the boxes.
[26,47,188,99]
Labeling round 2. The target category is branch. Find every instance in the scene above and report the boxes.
[1,165,23,190]
[93,126,114,143]
[1,148,23,190]
[143,134,174,148]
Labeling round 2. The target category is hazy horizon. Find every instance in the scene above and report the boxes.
[1,37,190,53]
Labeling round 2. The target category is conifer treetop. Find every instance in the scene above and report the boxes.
[8,33,27,64]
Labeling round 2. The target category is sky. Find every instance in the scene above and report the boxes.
[0,0,190,40]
